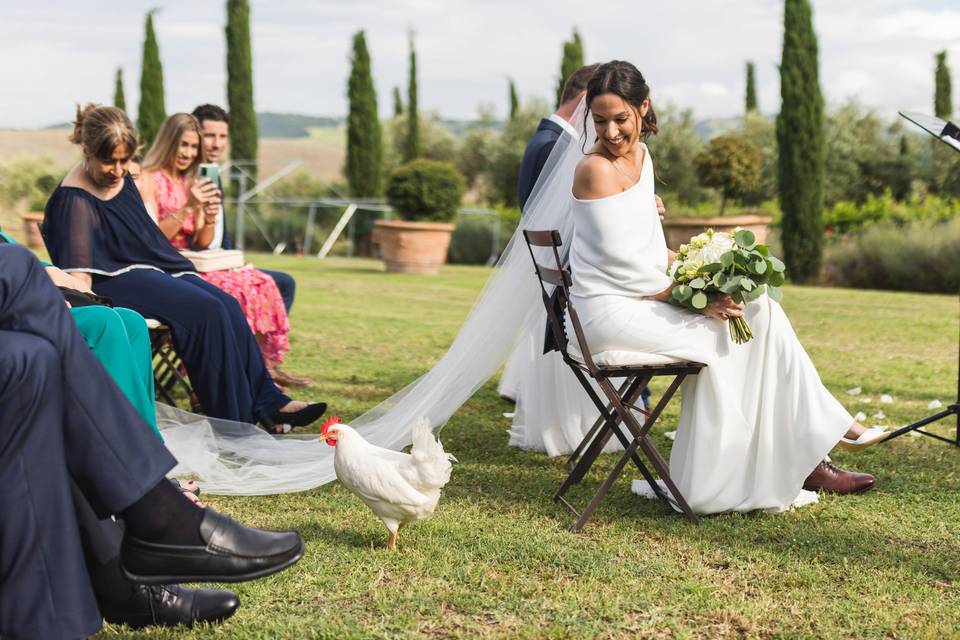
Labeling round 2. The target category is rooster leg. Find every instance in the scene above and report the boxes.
[387,530,398,551]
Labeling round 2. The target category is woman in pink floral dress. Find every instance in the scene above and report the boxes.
[137,113,292,375]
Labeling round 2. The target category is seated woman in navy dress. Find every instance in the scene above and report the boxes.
[42,104,325,432]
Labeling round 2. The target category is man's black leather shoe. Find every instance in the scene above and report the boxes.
[120,508,304,585]
[101,584,240,629]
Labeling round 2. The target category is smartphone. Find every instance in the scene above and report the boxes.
[198,163,220,186]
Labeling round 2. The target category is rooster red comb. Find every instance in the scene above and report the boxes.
[320,416,341,437]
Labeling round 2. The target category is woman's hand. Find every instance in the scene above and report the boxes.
[654,194,666,222]
[188,178,220,208]
[701,293,744,321]
[45,265,93,293]
[201,192,222,224]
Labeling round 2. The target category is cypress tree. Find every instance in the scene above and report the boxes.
[555,29,584,107]
[508,78,519,121]
[137,9,165,149]
[226,0,258,184]
[345,31,383,197]
[114,67,126,112]
[403,33,420,162]
[934,50,952,118]
[393,86,403,117]
[776,0,825,283]
[745,61,758,113]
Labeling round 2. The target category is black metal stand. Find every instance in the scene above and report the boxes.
[882,112,960,448]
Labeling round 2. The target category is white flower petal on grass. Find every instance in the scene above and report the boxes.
[861,397,872,404]
[873,411,886,420]
[880,394,894,404]
[664,430,677,441]
[847,387,862,396]
[853,411,867,422]
[928,399,943,409]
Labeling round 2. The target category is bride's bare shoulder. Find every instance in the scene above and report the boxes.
[573,154,619,200]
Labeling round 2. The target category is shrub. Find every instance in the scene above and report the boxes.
[385,159,466,222]
[0,157,62,212]
[448,217,495,264]
[821,218,960,293]
[447,207,520,265]
[823,191,960,234]
[694,133,762,214]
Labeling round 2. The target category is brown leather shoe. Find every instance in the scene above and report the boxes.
[803,461,876,494]
[268,367,314,388]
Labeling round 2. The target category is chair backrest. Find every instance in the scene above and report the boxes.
[522,229,600,374]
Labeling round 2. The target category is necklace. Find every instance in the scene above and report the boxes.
[610,146,643,185]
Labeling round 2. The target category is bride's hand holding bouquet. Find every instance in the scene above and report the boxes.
[667,228,786,343]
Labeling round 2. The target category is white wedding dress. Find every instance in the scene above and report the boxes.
[567,144,853,514]
[501,319,621,457]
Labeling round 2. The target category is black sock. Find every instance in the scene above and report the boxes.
[121,479,205,546]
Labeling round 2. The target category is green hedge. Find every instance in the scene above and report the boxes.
[821,218,960,293]
[824,191,960,234]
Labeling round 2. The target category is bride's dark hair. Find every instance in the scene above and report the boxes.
[584,60,658,142]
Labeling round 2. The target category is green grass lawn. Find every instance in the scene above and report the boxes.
[101,255,960,639]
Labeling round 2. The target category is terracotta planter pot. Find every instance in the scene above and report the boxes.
[20,212,44,249]
[661,214,773,250]
[373,219,455,275]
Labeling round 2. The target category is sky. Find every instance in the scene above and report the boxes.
[1,0,959,129]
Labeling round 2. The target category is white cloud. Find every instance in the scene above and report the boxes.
[1,0,959,128]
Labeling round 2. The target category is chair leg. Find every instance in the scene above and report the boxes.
[613,375,699,524]
[567,377,633,470]
[555,374,653,515]
[567,374,649,485]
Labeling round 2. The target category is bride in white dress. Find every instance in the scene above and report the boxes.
[567,61,882,513]
[159,61,886,512]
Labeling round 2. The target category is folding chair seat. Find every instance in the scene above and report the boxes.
[144,318,201,413]
[523,229,706,531]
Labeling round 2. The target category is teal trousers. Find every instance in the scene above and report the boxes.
[70,306,161,439]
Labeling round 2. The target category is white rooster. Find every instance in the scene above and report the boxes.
[320,416,457,550]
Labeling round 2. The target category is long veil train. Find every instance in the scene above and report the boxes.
[161,100,591,495]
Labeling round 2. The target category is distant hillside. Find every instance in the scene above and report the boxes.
[258,112,758,140]
[258,112,343,138]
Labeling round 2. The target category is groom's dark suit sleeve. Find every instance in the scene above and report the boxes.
[517,118,568,353]
[518,118,565,211]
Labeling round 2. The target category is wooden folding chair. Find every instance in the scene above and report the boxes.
[523,229,706,531]
[144,319,202,413]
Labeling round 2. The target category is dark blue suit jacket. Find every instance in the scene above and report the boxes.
[517,118,565,211]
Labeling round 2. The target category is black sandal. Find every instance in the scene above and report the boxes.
[260,402,328,434]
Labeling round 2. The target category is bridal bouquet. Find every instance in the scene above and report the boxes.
[668,228,786,343]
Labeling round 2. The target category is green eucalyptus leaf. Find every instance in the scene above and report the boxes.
[689,277,706,289]
[769,256,785,272]
[734,229,756,249]
[741,277,756,291]
[731,290,744,304]
[701,262,723,273]
[752,260,767,275]
[755,244,770,256]
[691,291,708,309]
[719,276,742,293]
[746,284,766,301]
[720,252,734,268]
[767,285,783,302]
[768,271,785,287]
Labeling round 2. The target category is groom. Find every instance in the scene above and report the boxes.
[518,64,597,210]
